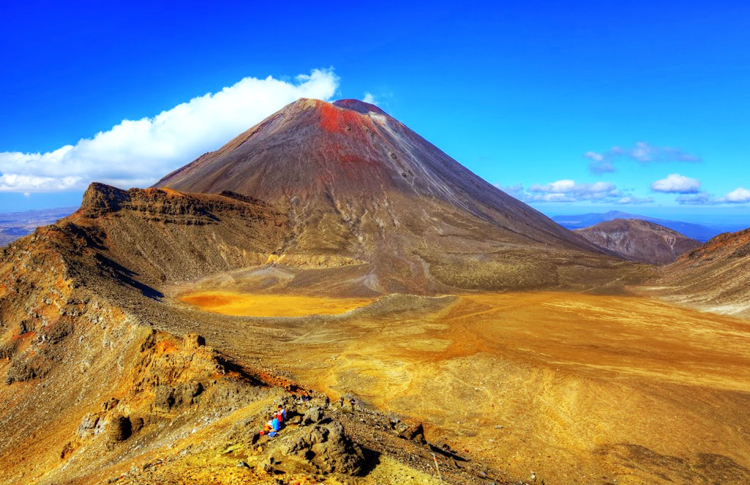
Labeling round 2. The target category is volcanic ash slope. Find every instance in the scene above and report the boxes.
[155,98,635,295]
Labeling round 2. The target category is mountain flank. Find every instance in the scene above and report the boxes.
[575,218,702,264]
[155,98,634,294]
[645,227,750,317]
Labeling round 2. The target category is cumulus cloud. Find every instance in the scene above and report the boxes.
[676,187,750,205]
[676,192,716,205]
[526,180,622,202]
[0,69,340,193]
[497,179,654,205]
[363,92,377,105]
[650,174,701,194]
[586,142,700,175]
[723,187,750,203]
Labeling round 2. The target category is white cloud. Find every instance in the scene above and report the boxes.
[616,196,654,205]
[723,187,750,203]
[676,192,716,205]
[584,151,603,162]
[363,92,377,105]
[587,142,700,175]
[650,173,701,194]
[495,183,524,199]
[499,179,655,205]
[677,187,750,205]
[0,69,340,193]
[525,179,624,203]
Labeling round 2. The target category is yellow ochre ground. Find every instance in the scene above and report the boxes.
[177,290,750,484]
[179,291,375,317]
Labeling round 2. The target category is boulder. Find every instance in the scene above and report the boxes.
[108,415,132,442]
[302,406,324,425]
[397,421,427,444]
[77,413,100,438]
[184,333,205,349]
[283,420,364,475]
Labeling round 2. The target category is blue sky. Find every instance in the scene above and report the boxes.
[1,1,749,223]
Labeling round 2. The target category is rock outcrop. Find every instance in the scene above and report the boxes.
[282,420,365,475]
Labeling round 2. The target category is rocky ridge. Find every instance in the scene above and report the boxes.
[0,182,513,484]
[647,227,750,317]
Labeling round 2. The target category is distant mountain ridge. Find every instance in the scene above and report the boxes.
[0,207,77,247]
[575,219,702,264]
[552,210,743,242]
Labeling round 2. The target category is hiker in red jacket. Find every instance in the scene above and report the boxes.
[275,405,287,424]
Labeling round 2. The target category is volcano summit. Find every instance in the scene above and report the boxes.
[155,98,627,294]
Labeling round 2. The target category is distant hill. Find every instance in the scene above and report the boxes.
[0,207,77,246]
[552,210,743,242]
[575,219,702,264]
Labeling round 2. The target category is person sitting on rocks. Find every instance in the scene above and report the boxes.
[275,405,287,424]
[262,416,281,437]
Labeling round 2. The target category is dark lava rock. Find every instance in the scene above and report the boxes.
[154,385,176,410]
[155,382,204,410]
[5,359,39,384]
[108,415,132,442]
[177,382,204,404]
[397,422,427,444]
[102,397,120,411]
[302,406,324,425]
[0,341,17,360]
[283,420,364,475]
[18,319,35,335]
[130,416,145,434]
